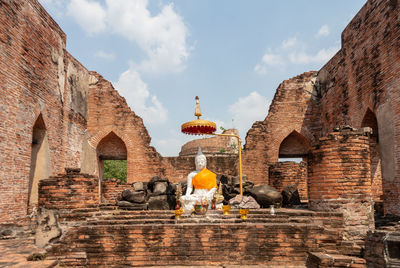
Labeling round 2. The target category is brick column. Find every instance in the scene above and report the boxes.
[308,128,374,252]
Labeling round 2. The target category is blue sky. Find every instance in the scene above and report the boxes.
[39,0,366,156]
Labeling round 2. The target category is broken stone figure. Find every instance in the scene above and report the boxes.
[181,147,218,213]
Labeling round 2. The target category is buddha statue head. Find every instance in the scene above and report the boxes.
[195,146,206,171]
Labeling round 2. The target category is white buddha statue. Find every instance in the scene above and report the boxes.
[181,147,218,213]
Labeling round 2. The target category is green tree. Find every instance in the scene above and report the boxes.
[103,160,127,182]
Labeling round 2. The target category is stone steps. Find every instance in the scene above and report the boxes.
[84,216,314,225]
[46,207,348,266]
[58,207,340,224]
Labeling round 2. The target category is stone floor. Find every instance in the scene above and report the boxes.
[0,237,57,268]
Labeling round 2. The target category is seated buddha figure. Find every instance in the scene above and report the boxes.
[181,147,217,213]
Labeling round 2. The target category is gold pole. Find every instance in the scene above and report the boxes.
[207,133,243,195]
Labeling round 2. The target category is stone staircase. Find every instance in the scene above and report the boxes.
[45,206,365,267]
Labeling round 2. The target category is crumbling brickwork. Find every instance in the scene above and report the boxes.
[364,231,387,267]
[0,0,88,223]
[47,209,346,266]
[86,73,164,183]
[314,0,400,214]
[308,129,374,255]
[1,2,400,252]
[0,0,166,223]
[244,0,398,215]
[243,71,320,185]
[269,161,308,201]
[39,173,99,210]
[102,179,131,204]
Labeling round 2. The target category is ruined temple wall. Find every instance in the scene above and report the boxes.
[269,161,308,201]
[63,53,91,169]
[0,0,87,223]
[86,73,164,183]
[243,71,320,185]
[317,0,400,214]
[39,174,99,210]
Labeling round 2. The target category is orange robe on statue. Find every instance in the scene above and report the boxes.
[192,168,217,190]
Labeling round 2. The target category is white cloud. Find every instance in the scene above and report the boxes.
[254,64,267,75]
[67,0,106,35]
[106,0,189,74]
[67,0,190,74]
[289,46,339,64]
[262,53,284,66]
[316,24,330,37]
[66,0,189,129]
[114,68,168,125]
[281,36,297,49]
[94,50,115,60]
[254,52,284,75]
[228,92,270,138]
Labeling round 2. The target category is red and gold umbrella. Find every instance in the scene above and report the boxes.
[181,96,244,196]
[181,96,216,135]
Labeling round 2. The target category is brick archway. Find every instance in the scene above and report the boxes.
[91,130,129,182]
[278,130,312,158]
[88,127,134,151]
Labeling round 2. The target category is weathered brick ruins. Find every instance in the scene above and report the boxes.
[1,0,400,267]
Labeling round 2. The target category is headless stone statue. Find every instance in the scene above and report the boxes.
[181,147,218,213]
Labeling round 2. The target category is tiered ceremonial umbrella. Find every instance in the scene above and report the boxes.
[181,96,244,195]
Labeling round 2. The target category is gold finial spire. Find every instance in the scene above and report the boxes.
[195,96,202,119]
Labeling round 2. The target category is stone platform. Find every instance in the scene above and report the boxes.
[39,206,366,267]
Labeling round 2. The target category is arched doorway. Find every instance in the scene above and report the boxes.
[270,131,311,202]
[279,130,311,160]
[96,132,127,182]
[28,114,51,210]
[361,108,383,203]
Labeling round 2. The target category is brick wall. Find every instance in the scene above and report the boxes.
[47,210,346,266]
[243,71,320,185]
[102,179,131,204]
[316,0,400,215]
[242,0,400,215]
[364,230,387,267]
[87,73,165,183]
[269,161,308,201]
[369,137,383,202]
[0,0,88,223]
[179,129,239,156]
[39,173,99,210]
[2,0,400,227]
[308,129,374,254]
